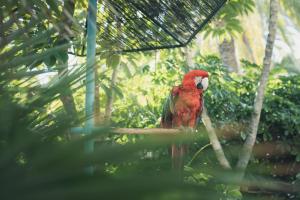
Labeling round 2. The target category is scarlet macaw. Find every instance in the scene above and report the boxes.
[161,70,209,169]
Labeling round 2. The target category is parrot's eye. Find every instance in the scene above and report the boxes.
[194,76,202,86]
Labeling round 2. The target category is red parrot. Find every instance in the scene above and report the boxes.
[161,70,209,169]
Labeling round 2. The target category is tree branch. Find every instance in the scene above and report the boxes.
[236,0,279,171]
[202,106,231,169]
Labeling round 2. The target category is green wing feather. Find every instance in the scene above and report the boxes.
[161,91,177,128]
[195,95,204,128]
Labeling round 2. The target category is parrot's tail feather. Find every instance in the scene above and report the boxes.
[171,144,188,170]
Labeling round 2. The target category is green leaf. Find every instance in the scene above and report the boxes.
[142,65,150,73]
[296,154,300,162]
[29,59,44,69]
[240,131,247,140]
[112,85,124,99]
[55,50,68,63]
[100,83,110,97]
[228,189,242,200]
[203,28,212,39]
[106,54,121,69]
[122,62,133,78]
[46,0,60,15]
[44,54,56,67]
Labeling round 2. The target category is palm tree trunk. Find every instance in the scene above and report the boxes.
[195,34,203,55]
[242,33,256,63]
[218,36,241,73]
[0,8,3,43]
[236,0,279,171]
[59,78,79,124]
[94,64,101,125]
[184,46,194,70]
[104,66,119,124]
[58,0,79,124]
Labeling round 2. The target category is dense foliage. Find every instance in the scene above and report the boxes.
[1,0,300,200]
[97,53,300,198]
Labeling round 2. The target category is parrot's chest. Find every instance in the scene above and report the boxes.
[176,90,201,110]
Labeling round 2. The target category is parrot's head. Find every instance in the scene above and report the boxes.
[182,70,209,91]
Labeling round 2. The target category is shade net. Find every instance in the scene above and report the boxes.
[79,0,227,54]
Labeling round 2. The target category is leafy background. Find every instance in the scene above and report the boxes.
[1,0,300,200]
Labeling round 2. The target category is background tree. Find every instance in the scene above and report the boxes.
[237,0,279,171]
[104,54,121,124]
[203,0,255,73]
[57,0,79,125]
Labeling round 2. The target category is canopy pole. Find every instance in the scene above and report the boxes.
[85,0,97,174]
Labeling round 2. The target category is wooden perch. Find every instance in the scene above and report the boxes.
[112,128,181,135]
[71,127,182,135]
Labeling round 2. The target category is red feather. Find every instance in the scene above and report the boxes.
[161,70,208,128]
[161,70,209,170]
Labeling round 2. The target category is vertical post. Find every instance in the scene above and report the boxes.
[85,0,97,174]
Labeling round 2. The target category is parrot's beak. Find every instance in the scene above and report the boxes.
[201,77,208,91]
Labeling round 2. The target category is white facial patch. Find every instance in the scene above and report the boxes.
[194,76,202,86]
[201,77,209,91]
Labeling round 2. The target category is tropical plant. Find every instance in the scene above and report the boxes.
[202,0,255,73]
[1,0,300,200]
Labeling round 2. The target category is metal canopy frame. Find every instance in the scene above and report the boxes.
[75,0,227,174]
